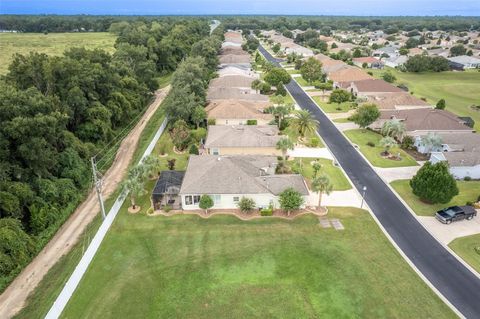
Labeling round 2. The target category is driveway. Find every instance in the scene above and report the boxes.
[334,122,359,132]
[288,147,333,160]
[418,215,480,245]
[375,166,422,183]
[259,44,480,318]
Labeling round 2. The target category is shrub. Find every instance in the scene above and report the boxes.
[362,62,368,68]
[246,119,257,125]
[308,137,321,147]
[260,207,273,216]
[279,187,304,216]
[410,162,459,204]
[207,118,216,126]
[191,127,207,143]
[146,207,154,215]
[189,144,199,155]
[163,205,172,213]
[367,141,375,147]
[199,195,214,213]
[436,99,446,110]
[237,197,256,213]
[421,97,427,102]
[464,176,472,181]
[275,85,287,96]
[466,201,473,206]
[401,135,414,150]
[367,71,373,76]
[382,71,396,83]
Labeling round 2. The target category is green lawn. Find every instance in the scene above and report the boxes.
[344,129,418,168]
[333,118,352,123]
[390,179,480,216]
[312,97,354,113]
[449,234,480,274]
[288,157,352,191]
[152,132,190,171]
[369,67,480,131]
[287,68,301,74]
[0,32,117,74]
[294,76,313,87]
[60,195,454,318]
[269,93,295,105]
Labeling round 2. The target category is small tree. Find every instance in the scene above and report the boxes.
[272,43,281,54]
[170,120,191,151]
[329,89,351,105]
[191,106,206,129]
[264,68,291,87]
[382,71,396,83]
[142,154,162,178]
[167,158,176,170]
[379,136,397,156]
[410,162,459,204]
[279,187,304,216]
[312,160,322,179]
[436,99,446,110]
[315,81,333,94]
[199,195,214,214]
[121,165,147,210]
[300,57,324,84]
[381,119,406,141]
[420,133,443,153]
[237,197,256,213]
[311,175,333,208]
[351,103,380,129]
[276,137,295,160]
[290,110,319,139]
[251,79,263,93]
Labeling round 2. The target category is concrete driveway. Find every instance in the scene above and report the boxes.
[288,147,333,160]
[418,214,480,244]
[375,165,422,182]
[307,189,365,208]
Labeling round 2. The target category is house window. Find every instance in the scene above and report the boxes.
[185,195,201,205]
[211,148,219,155]
[193,195,201,204]
[213,195,221,205]
[185,196,192,205]
[233,196,240,203]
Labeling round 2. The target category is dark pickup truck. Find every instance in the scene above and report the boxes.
[435,206,477,224]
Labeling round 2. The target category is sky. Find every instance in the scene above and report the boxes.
[1,0,480,16]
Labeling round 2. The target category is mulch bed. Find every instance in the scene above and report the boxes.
[403,148,429,161]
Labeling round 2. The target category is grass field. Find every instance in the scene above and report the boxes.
[390,179,480,216]
[0,32,117,74]
[60,197,454,318]
[369,67,480,131]
[344,129,418,168]
[287,157,352,191]
[449,234,480,274]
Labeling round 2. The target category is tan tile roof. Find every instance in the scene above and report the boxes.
[363,93,431,110]
[209,75,255,89]
[379,109,473,132]
[218,54,251,64]
[205,100,273,121]
[352,79,404,94]
[207,87,269,102]
[352,57,383,64]
[438,133,480,152]
[328,67,372,83]
[205,125,280,148]
[220,46,249,55]
[321,59,349,73]
[217,66,259,78]
[443,151,480,167]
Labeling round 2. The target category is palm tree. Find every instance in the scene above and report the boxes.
[272,105,292,129]
[290,110,319,140]
[121,165,147,210]
[312,160,322,179]
[251,79,263,94]
[311,175,333,208]
[381,119,406,141]
[420,133,443,153]
[142,154,162,178]
[276,137,295,160]
[379,136,397,156]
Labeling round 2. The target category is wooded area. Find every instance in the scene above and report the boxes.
[0,17,210,292]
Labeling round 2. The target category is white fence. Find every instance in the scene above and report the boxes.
[45,117,168,319]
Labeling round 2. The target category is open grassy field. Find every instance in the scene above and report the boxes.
[449,234,480,274]
[344,129,418,168]
[60,196,454,318]
[390,179,480,216]
[369,67,480,131]
[0,32,117,74]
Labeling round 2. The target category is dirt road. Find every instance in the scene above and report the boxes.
[0,86,170,319]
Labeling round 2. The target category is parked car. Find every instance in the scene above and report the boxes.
[435,206,477,224]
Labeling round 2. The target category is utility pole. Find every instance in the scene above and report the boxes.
[91,156,106,219]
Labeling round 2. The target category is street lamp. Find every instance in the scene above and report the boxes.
[360,186,367,209]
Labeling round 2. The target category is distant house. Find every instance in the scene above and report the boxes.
[341,79,403,97]
[328,67,372,86]
[220,46,250,55]
[371,109,474,138]
[415,132,480,154]
[222,41,242,48]
[284,44,314,57]
[209,75,256,90]
[321,59,350,74]
[205,100,273,125]
[373,46,399,58]
[352,57,384,69]
[430,152,480,179]
[447,55,480,70]
[407,48,425,57]
[383,55,408,68]
[207,87,269,102]
[151,171,185,210]
[363,92,432,110]
[204,125,281,156]
[179,155,309,210]
[217,66,259,79]
[218,54,251,65]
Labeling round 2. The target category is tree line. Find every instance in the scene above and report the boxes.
[0,18,210,292]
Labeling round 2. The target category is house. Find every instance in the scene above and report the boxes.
[447,55,480,70]
[217,66,259,79]
[363,92,432,110]
[179,155,309,210]
[218,54,251,65]
[205,100,273,125]
[430,151,480,179]
[207,87,269,102]
[151,171,185,210]
[222,41,242,48]
[220,46,250,55]
[328,67,372,86]
[371,109,474,137]
[352,57,384,69]
[373,46,399,58]
[342,79,403,97]
[321,59,349,74]
[209,75,255,90]
[415,132,480,154]
[407,48,425,56]
[284,44,314,57]
[204,125,281,155]
[383,55,408,68]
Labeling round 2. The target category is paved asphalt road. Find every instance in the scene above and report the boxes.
[259,44,480,318]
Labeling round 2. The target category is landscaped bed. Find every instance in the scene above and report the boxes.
[61,197,455,318]
[449,234,480,275]
[390,179,480,216]
[344,129,418,168]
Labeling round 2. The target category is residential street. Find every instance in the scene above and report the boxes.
[259,44,480,318]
